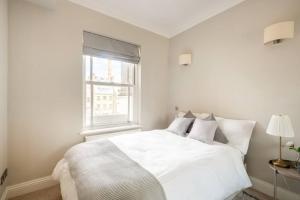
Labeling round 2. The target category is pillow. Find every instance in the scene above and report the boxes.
[167,117,194,136]
[177,111,186,118]
[188,118,218,144]
[204,114,229,144]
[184,111,196,134]
[216,118,256,155]
[193,112,210,119]
[177,111,210,119]
[183,110,196,118]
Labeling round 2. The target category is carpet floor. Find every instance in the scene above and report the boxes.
[9,185,62,200]
[8,185,250,200]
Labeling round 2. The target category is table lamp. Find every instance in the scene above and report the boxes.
[266,114,295,168]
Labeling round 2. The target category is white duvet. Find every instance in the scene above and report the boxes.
[53,130,251,200]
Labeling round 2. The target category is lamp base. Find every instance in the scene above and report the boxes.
[271,159,291,168]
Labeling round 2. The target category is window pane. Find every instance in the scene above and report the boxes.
[84,56,91,81]
[129,87,134,122]
[85,84,92,127]
[92,57,134,84]
[92,85,132,126]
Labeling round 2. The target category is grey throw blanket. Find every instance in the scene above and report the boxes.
[64,140,166,200]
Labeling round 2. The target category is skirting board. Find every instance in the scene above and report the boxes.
[1,175,299,200]
[250,176,300,200]
[3,176,58,199]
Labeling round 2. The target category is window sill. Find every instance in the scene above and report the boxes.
[80,124,142,136]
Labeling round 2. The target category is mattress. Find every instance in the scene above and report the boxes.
[53,130,251,200]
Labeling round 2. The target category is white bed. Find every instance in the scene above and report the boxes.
[53,130,251,200]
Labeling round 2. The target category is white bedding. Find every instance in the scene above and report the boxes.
[53,130,251,200]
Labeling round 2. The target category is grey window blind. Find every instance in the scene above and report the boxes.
[83,31,140,64]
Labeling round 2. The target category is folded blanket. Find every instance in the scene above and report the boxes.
[64,139,166,200]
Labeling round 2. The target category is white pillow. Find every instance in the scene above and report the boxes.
[177,111,186,117]
[194,112,210,119]
[216,117,256,155]
[167,117,194,136]
[188,118,218,144]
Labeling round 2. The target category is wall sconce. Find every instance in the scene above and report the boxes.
[264,21,294,45]
[179,54,192,66]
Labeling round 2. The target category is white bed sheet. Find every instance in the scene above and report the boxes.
[53,130,251,200]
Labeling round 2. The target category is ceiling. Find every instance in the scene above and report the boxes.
[68,0,246,38]
[26,0,246,38]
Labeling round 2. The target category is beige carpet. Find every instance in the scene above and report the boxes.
[9,185,62,200]
[8,185,250,200]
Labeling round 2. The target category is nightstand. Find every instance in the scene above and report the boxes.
[269,161,300,200]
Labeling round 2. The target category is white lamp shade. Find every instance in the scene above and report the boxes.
[179,54,192,66]
[264,21,294,44]
[266,114,295,137]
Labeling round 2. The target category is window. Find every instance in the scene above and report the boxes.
[82,32,140,130]
[84,55,138,128]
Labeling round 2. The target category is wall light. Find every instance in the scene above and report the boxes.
[264,21,294,45]
[179,54,192,66]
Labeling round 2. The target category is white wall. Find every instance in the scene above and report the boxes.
[168,0,300,194]
[0,0,8,196]
[8,0,169,185]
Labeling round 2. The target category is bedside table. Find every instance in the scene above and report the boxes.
[269,161,300,200]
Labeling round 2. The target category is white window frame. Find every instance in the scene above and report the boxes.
[82,56,141,131]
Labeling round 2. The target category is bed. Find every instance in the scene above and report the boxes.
[53,129,252,200]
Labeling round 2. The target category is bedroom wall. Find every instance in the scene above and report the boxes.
[0,0,8,196]
[168,0,300,194]
[8,0,169,185]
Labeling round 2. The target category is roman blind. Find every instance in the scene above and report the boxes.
[83,31,140,64]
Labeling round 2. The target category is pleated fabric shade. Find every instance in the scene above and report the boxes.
[83,31,140,64]
[266,114,295,137]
